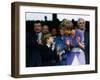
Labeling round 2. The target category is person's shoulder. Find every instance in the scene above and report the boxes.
[26,32,35,35]
[75,29,81,32]
[54,36,61,40]
[26,32,33,38]
[75,29,83,35]
[55,35,60,38]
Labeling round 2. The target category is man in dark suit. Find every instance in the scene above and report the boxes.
[26,20,43,67]
[77,18,89,64]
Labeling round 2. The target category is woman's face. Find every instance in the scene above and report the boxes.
[47,37,54,44]
[64,29,71,35]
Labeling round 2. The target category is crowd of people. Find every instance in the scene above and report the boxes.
[26,18,89,67]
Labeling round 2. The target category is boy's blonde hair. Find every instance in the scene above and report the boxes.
[42,33,52,44]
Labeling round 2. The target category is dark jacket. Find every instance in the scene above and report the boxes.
[40,44,58,66]
[26,32,42,67]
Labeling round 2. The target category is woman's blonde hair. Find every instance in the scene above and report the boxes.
[60,19,73,30]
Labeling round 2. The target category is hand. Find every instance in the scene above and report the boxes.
[65,40,70,46]
[78,42,85,49]
[77,36,81,43]
[37,40,43,45]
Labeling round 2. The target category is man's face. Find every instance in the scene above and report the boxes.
[78,19,85,30]
[34,23,42,33]
[42,25,49,34]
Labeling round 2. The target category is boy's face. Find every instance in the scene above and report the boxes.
[47,37,54,44]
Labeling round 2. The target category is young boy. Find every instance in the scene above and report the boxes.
[41,33,58,66]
